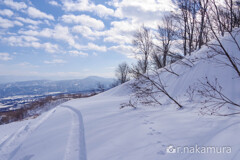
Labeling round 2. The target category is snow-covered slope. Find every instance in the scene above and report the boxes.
[0,32,240,160]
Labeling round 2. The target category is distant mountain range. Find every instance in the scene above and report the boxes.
[0,76,115,98]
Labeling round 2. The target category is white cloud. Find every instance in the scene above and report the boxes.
[42,43,59,53]
[0,17,14,28]
[61,0,89,11]
[2,35,59,53]
[73,42,107,52]
[0,52,12,61]
[109,45,134,58]
[3,0,27,10]
[27,7,55,20]
[104,35,130,44]
[88,0,177,59]
[52,25,75,45]
[62,0,114,18]
[31,41,41,48]
[3,35,39,44]
[107,0,119,7]
[18,62,39,68]
[22,35,39,42]
[72,25,104,40]
[44,20,51,25]
[18,30,39,36]
[103,0,177,47]
[0,9,14,17]
[49,1,61,7]
[103,20,137,45]
[44,59,66,64]
[110,21,137,34]
[94,4,114,18]
[19,25,75,46]
[19,29,52,38]
[114,0,177,30]
[113,0,176,21]
[2,1,177,61]
[62,14,104,30]
[69,50,88,56]
[27,25,39,30]
[16,17,42,25]
[0,17,22,28]
[13,20,23,26]
[87,43,107,52]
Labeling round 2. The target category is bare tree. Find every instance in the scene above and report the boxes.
[128,69,183,109]
[115,62,130,84]
[97,83,105,92]
[132,25,154,75]
[110,80,120,88]
[187,77,240,116]
[154,15,178,68]
[198,0,209,49]
[152,53,164,69]
[235,0,240,27]
[222,0,234,32]
[178,0,189,56]
[206,0,240,76]
[188,0,198,53]
[182,0,240,116]
[208,0,240,36]
[175,0,199,55]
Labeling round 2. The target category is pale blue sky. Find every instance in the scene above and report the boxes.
[0,0,175,81]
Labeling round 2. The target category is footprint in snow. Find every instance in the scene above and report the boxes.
[142,120,155,125]
[157,150,166,155]
[147,127,162,135]
[150,128,156,132]
[147,132,154,135]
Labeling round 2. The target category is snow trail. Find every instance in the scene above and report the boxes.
[61,105,87,160]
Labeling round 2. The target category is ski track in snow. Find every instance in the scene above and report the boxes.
[0,108,57,159]
[61,105,87,160]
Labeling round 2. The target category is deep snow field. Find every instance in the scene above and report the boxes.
[0,32,240,160]
[0,90,240,160]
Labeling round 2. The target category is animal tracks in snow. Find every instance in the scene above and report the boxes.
[139,113,167,156]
